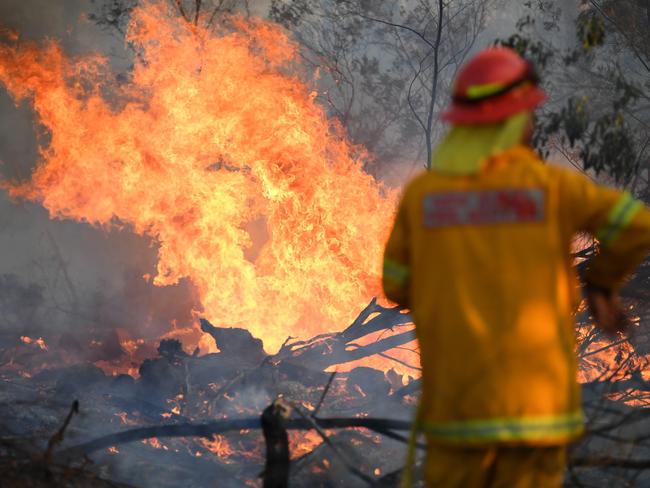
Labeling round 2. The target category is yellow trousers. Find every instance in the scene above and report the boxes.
[425,443,567,488]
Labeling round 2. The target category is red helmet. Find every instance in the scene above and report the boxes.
[442,47,547,125]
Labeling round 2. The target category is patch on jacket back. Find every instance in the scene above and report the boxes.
[422,188,545,228]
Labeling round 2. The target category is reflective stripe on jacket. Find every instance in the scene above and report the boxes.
[383,145,650,445]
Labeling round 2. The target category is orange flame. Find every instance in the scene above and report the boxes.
[199,434,262,463]
[0,2,396,352]
[199,435,235,462]
[289,430,323,459]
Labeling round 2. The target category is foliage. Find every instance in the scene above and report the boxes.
[89,0,138,35]
[498,1,650,187]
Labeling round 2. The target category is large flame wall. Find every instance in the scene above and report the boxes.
[0,2,396,352]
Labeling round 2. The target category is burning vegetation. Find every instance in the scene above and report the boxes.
[0,0,396,356]
[0,1,650,487]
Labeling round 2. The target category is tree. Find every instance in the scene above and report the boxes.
[270,0,491,171]
[90,0,252,36]
[499,0,650,190]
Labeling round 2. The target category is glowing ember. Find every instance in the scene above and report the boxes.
[0,1,396,353]
[120,337,145,355]
[199,435,235,463]
[20,336,48,351]
[289,430,323,459]
[199,433,263,463]
[143,437,167,450]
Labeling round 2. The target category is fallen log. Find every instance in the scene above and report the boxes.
[274,298,414,371]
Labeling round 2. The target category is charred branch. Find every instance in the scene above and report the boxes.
[44,399,79,465]
[57,417,415,461]
[261,399,291,488]
[274,298,413,370]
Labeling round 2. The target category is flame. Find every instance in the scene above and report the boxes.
[0,1,396,353]
[577,315,650,406]
[578,336,634,384]
[94,329,155,376]
[199,434,263,463]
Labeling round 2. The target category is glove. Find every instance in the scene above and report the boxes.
[585,283,629,336]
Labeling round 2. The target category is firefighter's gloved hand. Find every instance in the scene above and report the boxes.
[585,283,629,336]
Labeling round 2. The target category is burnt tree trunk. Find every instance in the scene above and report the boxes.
[261,401,290,488]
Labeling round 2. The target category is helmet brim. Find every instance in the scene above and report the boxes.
[442,85,547,125]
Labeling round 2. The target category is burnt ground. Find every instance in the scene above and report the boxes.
[2,297,650,487]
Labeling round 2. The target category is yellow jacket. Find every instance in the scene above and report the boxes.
[383,145,650,444]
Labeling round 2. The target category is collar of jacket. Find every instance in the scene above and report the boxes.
[431,112,532,175]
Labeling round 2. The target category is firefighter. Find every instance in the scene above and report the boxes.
[383,47,650,487]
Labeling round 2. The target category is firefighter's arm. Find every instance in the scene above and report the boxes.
[586,199,650,290]
[559,169,650,332]
[585,202,650,334]
[382,196,411,309]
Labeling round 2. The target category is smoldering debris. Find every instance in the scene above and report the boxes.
[1,299,420,488]
[3,297,650,487]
